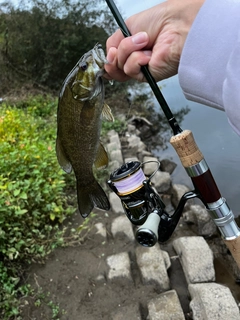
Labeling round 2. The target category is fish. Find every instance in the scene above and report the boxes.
[56,44,114,218]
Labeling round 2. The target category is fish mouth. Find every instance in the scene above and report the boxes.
[92,44,107,69]
[89,44,107,100]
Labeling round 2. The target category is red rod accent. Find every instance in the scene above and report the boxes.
[191,169,221,204]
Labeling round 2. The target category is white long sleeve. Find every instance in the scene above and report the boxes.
[179,0,240,135]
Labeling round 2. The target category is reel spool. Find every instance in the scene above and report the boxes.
[108,161,149,225]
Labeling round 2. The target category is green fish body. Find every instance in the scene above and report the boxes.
[56,44,113,217]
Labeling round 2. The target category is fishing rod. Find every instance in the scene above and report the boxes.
[105,0,240,269]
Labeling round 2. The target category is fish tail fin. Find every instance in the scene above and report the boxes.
[77,179,110,218]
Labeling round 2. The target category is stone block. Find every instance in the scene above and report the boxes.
[189,283,240,320]
[127,135,141,150]
[137,141,147,153]
[111,215,135,240]
[110,134,121,148]
[127,123,136,134]
[171,184,190,208]
[141,150,153,158]
[109,149,123,164]
[109,160,121,172]
[172,236,215,284]
[136,244,171,290]
[147,290,185,320]
[107,129,117,138]
[151,171,171,193]
[106,252,132,281]
[107,142,119,153]
[189,204,217,237]
[160,158,177,175]
[143,156,160,176]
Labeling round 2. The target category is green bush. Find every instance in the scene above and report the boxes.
[0,96,77,318]
[0,97,75,260]
[0,261,32,319]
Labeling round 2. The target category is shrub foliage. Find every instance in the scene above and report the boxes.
[0,95,76,318]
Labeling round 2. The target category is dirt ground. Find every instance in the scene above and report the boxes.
[19,207,240,320]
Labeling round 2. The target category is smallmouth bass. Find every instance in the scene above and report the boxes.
[56,44,113,218]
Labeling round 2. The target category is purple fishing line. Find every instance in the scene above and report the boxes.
[114,168,146,194]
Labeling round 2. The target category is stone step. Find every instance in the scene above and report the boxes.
[136,244,171,291]
[172,236,215,284]
[147,290,185,320]
[106,252,132,283]
[189,283,240,320]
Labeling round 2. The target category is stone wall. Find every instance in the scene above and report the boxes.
[98,124,240,320]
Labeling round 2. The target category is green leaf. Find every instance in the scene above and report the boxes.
[13,189,20,196]
[19,192,28,200]
[50,213,55,221]
[15,209,28,215]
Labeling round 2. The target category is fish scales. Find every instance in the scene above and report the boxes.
[56,44,113,217]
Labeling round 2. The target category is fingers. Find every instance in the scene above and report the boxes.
[105,32,150,82]
[105,30,182,83]
[104,47,130,82]
[106,29,124,51]
[103,1,190,83]
[122,50,152,82]
[116,32,149,70]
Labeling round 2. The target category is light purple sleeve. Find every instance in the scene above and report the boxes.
[178,0,240,135]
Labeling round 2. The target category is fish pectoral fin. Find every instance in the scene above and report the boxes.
[56,137,72,174]
[77,180,110,218]
[94,142,108,169]
[102,103,114,122]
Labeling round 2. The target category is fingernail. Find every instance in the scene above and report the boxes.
[143,50,152,57]
[132,32,148,45]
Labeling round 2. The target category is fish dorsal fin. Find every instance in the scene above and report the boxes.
[94,142,108,169]
[56,137,72,174]
[102,103,114,122]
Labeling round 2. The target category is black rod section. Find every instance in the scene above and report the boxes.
[105,0,182,135]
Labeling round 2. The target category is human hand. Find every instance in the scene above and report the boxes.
[105,0,205,82]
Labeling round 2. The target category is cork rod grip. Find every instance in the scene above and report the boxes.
[170,130,203,168]
[224,236,240,269]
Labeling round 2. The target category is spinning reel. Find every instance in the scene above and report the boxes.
[108,160,199,247]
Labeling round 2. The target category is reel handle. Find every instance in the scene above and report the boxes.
[135,210,160,247]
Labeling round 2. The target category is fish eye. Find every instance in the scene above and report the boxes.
[80,62,88,71]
